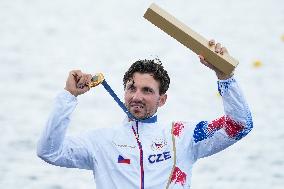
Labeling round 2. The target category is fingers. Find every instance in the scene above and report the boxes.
[77,75,85,89]
[76,84,90,94]
[70,70,83,82]
[198,55,206,64]
[209,39,215,46]
[199,54,224,77]
[200,39,232,79]
[208,39,229,55]
[220,47,228,55]
[86,74,92,87]
[77,74,92,89]
[65,70,92,97]
[77,74,92,94]
[215,43,221,53]
[198,55,214,70]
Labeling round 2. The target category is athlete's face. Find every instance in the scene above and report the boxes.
[124,72,167,120]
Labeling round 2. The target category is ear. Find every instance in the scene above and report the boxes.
[158,94,167,107]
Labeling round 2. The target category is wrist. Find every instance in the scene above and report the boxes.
[64,87,78,97]
[217,72,234,80]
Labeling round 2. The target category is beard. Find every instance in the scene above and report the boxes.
[125,100,159,120]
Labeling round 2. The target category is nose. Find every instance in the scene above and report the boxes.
[132,90,143,101]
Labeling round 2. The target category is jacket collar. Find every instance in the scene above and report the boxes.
[123,113,158,124]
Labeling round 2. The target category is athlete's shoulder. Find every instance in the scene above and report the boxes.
[170,120,196,138]
[88,124,122,136]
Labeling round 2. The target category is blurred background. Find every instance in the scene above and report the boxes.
[0,0,283,188]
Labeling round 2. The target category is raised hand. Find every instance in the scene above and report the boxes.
[64,70,92,97]
[199,39,234,80]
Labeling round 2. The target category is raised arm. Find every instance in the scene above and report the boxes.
[191,41,253,160]
[192,76,253,160]
[37,70,95,170]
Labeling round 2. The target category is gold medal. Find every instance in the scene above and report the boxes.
[88,73,105,88]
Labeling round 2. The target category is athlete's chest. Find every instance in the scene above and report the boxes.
[109,126,174,171]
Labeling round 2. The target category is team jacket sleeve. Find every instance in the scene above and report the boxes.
[191,77,253,160]
[37,90,95,170]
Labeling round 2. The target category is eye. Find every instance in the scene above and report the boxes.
[127,85,136,92]
[143,87,154,94]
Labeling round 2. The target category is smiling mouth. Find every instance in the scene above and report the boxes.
[130,103,144,112]
[131,105,143,110]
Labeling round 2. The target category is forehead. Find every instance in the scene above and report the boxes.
[127,72,160,89]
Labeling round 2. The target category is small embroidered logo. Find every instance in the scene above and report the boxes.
[151,138,167,151]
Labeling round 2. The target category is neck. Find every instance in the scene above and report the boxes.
[129,114,158,123]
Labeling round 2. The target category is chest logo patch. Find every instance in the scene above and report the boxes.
[151,138,167,151]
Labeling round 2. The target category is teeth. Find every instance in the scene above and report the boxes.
[132,105,143,109]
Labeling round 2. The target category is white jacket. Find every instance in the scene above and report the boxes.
[37,77,253,189]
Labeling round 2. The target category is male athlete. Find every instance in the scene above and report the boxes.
[37,41,253,188]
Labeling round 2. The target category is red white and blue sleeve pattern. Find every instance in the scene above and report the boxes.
[192,77,253,160]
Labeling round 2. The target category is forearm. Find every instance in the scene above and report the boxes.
[37,90,77,160]
[217,76,253,139]
[191,76,253,159]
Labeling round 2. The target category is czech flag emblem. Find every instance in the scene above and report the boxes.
[117,155,131,164]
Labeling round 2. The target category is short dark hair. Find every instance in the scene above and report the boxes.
[123,59,170,95]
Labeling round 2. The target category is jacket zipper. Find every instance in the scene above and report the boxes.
[132,121,144,189]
